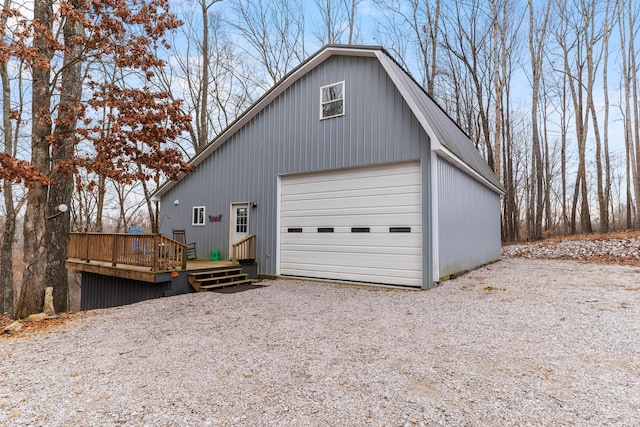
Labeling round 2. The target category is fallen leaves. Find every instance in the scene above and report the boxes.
[0,313,76,339]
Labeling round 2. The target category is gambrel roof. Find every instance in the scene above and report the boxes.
[154,45,504,198]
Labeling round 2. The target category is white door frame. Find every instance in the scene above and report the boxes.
[275,176,282,275]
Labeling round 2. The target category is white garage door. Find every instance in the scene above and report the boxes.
[280,161,422,287]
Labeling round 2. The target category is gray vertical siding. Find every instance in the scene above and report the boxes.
[160,55,432,285]
[437,157,501,278]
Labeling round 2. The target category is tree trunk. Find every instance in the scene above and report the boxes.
[347,0,357,44]
[199,0,210,154]
[561,72,569,232]
[0,0,15,316]
[528,0,550,239]
[428,0,440,96]
[600,0,613,233]
[501,64,517,242]
[96,174,106,232]
[0,182,16,317]
[619,0,635,228]
[590,99,606,232]
[140,167,158,233]
[44,6,84,313]
[630,0,640,228]
[16,0,54,319]
[564,14,592,234]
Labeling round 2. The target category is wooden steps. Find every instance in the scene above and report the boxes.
[188,266,254,292]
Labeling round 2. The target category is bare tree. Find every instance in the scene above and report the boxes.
[618,0,633,228]
[440,0,498,172]
[528,0,552,239]
[618,0,640,228]
[376,0,440,96]
[345,0,360,44]
[197,0,224,154]
[229,0,306,87]
[554,0,601,234]
[1,0,17,317]
[589,0,615,232]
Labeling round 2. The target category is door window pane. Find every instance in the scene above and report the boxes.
[236,207,248,233]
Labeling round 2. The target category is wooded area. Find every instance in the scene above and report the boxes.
[1,0,639,317]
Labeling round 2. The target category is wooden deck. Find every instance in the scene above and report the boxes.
[66,232,253,284]
[67,232,189,271]
[66,258,237,283]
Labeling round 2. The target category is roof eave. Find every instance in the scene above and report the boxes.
[373,51,504,195]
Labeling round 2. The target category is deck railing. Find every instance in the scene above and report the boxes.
[231,234,255,261]
[67,233,188,271]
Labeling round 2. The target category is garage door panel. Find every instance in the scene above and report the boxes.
[281,243,421,258]
[280,162,422,287]
[282,240,421,248]
[281,253,423,270]
[281,232,421,246]
[283,172,421,195]
[281,260,423,278]
[281,214,421,228]
[281,265,422,287]
[281,210,420,225]
[281,194,420,212]
[283,184,421,201]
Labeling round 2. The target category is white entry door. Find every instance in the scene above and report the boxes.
[230,203,250,246]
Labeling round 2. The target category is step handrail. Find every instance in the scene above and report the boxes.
[231,234,255,261]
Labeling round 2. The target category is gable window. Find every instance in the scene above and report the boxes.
[192,206,205,226]
[320,81,345,119]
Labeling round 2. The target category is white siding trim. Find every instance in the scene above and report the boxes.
[275,175,282,276]
[430,151,440,282]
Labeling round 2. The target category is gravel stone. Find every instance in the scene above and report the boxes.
[1,258,639,426]
[502,236,640,263]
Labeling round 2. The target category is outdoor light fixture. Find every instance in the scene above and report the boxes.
[46,204,69,220]
[251,202,257,208]
[174,200,180,205]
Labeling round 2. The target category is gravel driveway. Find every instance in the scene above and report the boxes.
[1,258,639,426]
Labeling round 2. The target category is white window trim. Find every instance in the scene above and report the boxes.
[320,81,345,120]
[192,206,206,226]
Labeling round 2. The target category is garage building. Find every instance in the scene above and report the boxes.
[155,45,504,289]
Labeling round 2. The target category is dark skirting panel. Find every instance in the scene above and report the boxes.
[80,272,172,311]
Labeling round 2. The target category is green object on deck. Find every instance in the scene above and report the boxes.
[210,250,220,261]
